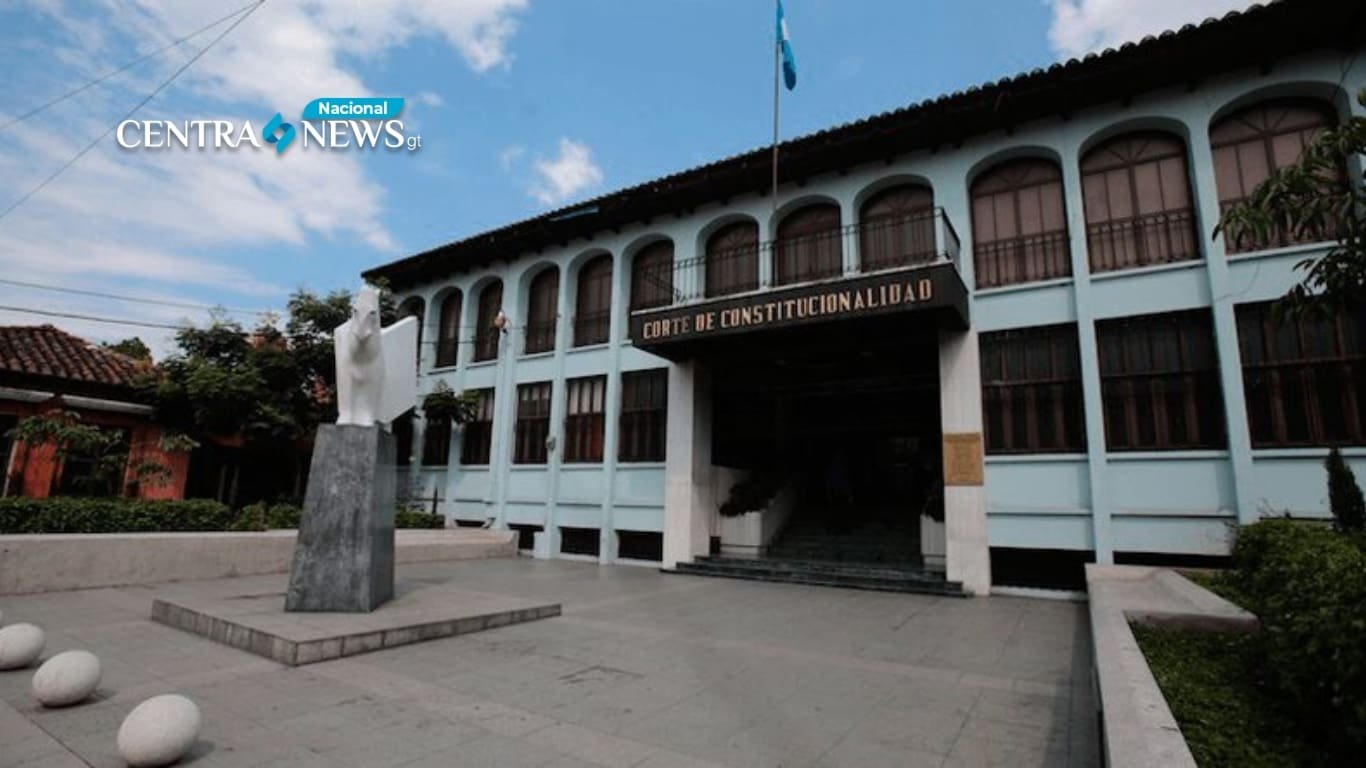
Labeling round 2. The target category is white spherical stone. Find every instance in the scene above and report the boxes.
[117,694,201,768]
[32,650,101,707]
[0,623,45,670]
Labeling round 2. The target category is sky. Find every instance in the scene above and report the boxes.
[0,0,1260,358]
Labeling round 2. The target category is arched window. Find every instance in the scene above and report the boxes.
[775,203,841,285]
[705,221,759,298]
[1211,99,1339,253]
[472,281,503,362]
[1081,132,1198,272]
[859,185,934,271]
[574,255,613,347]
[397,297,424,368]
[971,159,1071,288]
[434,291,461,367]
[630,242,673,311]
[524,268,558,354]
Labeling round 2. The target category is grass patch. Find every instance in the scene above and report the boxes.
[1181,569,1248,608]
[1132,624,1319,768]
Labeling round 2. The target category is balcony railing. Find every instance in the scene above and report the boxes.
[1086,209,1199,273]
[523,320,556,354]
[974,230,1072,289]
[1218,197,1337,255]
[573,310,611,346]
[635,207,961,308]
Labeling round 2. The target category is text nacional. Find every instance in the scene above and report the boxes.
[638,277,935,341]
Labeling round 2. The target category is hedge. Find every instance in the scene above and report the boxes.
[1228,518,1366,759]
[0,497,445,534]
[0,497,238,534]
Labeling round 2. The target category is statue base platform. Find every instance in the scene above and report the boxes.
[285,424,396,612]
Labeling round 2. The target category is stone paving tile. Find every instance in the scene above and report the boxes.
[0,558,1096,768]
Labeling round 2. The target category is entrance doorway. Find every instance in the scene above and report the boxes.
[709,315,942,566]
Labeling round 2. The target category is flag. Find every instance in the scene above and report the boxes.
[777,0,797,90]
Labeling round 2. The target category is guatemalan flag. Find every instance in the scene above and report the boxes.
[777,0,797,90]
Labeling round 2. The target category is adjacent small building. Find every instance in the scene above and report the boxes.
[0,325,190,499]
[365,0,1366,593]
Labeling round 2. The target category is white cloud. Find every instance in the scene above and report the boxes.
[529,138,603,206]
[498,144,525,170]
[1048,0,1259,59]
[415,91,445,107]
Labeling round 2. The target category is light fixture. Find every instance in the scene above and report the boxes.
[493,309,508,333]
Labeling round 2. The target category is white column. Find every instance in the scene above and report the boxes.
[662,360,713,569]
[938,328,992,595]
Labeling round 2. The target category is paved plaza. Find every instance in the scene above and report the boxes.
[2,559,1096,767]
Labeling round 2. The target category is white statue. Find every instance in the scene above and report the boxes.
[334,286,418,427]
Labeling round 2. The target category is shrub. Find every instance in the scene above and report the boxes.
[1229,519,1366,758]
[0,497,238,534]
[231,502,268,532]
[1327,447,1366,533]
[395,509,444,529]
[265,502,301,529]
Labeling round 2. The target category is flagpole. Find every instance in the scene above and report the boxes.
[772,0,780,211]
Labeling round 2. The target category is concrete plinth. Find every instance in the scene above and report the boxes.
[286,424,396,612]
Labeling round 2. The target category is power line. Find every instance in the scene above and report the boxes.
[0,1,264,133]
[0,304,189,330]
[0,277,273,316]
[0,0,268,225]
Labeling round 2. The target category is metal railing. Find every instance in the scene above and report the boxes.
[635,207,961,308]
[973,229,1072,289]
[523,320,556,354]
[1218,197,1336,255]
[1086,209,1199,273]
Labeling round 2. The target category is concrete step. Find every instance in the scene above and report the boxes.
[674,558,964,597]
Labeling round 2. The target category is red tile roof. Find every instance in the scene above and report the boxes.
[0,325,147,390]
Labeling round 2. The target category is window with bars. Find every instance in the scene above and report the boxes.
[1211,100,1341,254]
[1236,302,1364,447]
[775,203,842,285]
[564,376,607,463]
[631,241,673,311]
[435,291,461,368]
[525,267,559,354]
[422,414,452,466]
[575,255,613,346]
[971,158,1072,288]
[620,368,667,462]
[459,389,495,465]
[473,282,503,362]
[1097,310,1226,451]
[1081,132,1199,273]
[705,221,760,298]
[980,325,1086,454]
[514,381,552,464]
[859,185,935,271]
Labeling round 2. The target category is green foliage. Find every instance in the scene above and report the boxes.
[1218,88,1366,316]
[395,509,444,528]
[1133,624,1318,767]
[265,502,302,529]
[1227,519,1366,759]
[0,497,238,533]
[1327,447,1366,533]
[421,382,479,425]
[102,337,152,361]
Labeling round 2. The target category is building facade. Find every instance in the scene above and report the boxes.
[368,1,1366,594]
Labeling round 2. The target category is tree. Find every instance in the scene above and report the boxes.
[1327,446,1365,534]
[103,337,152,361]
[1218,88,1366,316]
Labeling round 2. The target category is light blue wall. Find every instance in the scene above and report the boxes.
[395,49,1366,563]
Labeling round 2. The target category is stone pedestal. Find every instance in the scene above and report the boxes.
[285,425,396,612]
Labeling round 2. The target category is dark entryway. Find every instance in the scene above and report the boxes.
[709,315,943,566]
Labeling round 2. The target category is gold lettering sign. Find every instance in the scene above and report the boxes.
[942,432,984,486]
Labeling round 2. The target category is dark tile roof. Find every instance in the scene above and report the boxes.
[0,325,147,392]
[365,0,1365,289]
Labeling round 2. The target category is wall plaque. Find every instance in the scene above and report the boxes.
[942,432,984,486]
